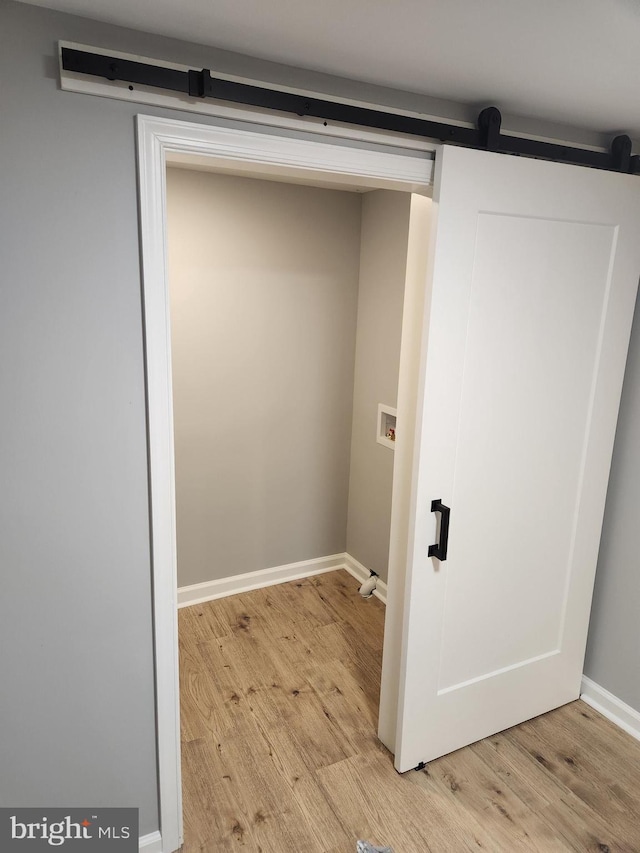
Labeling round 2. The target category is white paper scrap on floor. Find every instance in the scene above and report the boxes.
[357,842,393,853]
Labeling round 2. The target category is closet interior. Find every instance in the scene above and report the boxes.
[166,160,430,600]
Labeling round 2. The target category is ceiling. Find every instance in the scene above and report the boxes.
[17,0,640,141]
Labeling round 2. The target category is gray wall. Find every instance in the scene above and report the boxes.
[584,290,640,712]
[167,168,361,587]
[2,0,640,841]
[0,0,159,834]
[346,191,412,582]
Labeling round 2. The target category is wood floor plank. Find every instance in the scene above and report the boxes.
[303,659,385,756]
[538,797,636,853]
[179,570,640,853]
[469,731,554,811]
[313,620,383,708]
[179,599,232,643]
[471,727,636,852]
[179,636,240,742]
[215,726,325,853]
[247,714,355,850]
[257,578,338,633]
[180,737,259,852]
[408,743,571,851]
[504,716,640,850]
[547,701,640,797]
[307,573,386,641]
[315,752,411,851]
[318,748,505,853]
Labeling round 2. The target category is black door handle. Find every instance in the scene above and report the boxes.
[428,499,450,561]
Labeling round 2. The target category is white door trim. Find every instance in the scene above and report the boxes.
[136,112,434,853]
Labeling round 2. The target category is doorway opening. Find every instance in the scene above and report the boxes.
[165,158,431,849]
[137,113,436,852]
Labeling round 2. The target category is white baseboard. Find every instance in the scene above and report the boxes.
[139,831,163,852]
[343,554,388,604]
[178,552,389,608]
[178,553,347,608]
[580,675,640,743]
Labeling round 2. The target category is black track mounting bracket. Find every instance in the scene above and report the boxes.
[611,134,633,172]
[187,68,209,99]
[477,106,502,151]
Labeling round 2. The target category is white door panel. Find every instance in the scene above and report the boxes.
[440,214,615,691]
[381,145,640,772]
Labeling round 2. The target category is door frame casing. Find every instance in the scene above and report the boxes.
[136,113,436,852]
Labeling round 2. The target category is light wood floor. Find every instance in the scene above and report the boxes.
[178,569,640,852]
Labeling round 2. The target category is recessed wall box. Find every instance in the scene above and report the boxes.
[377,404,397,450]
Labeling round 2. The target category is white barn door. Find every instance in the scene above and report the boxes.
[384,145,640,772]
